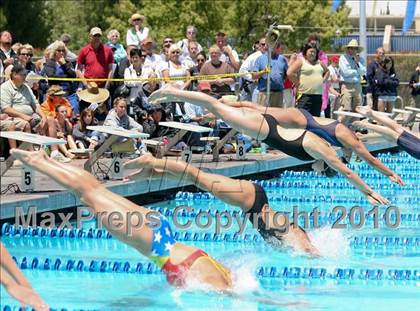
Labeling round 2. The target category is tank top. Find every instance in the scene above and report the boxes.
[298,59,324,95]
[168,61,188,89]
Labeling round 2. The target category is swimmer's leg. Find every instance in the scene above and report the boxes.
[150,87,270,141]
[353,120,400,142]
[125,154,256,211]
[11,149,153,253]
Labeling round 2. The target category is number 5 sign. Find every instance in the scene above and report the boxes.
[21,166,35,192]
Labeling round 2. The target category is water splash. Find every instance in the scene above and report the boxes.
[308,226,350,259]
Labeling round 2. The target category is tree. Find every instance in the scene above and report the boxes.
[1,0,50,47]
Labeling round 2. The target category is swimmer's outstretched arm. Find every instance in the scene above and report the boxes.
[342,133,404,185]
[307,142,390,205]
[125,154,256,211]
[1,243,49,310]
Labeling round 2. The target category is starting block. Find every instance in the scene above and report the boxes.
[0,132,66,192]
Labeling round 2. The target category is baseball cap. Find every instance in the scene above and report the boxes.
[90,27,102,36]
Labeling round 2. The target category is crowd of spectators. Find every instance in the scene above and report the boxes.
[1,13,419,162]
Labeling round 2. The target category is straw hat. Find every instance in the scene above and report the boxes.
[342,39,363,52]
[129,13,145,24]
[77,82,110,103]
[47,85,66,96]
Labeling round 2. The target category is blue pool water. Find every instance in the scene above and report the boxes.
[1,151,419,310]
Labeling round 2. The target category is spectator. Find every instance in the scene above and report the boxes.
[189,51,206,91]
[73,108,104,150]
[253,41,288,108]
[22,44,36,72]
[54,104,77,159]
[288,42,329,116]
[0,30,17,68]
[182,41,199,70]
[40,85,73,118]
[60,34,78,63]
[76,27,114,89]
[162,45,191,90]
[338,39,366,123]
[104,97,145,153]
[106,29,127,65]
[0,64,68,162]
[104,97,143,132]
[14,46,35,72]
[11,43,22,54]
[160,37,174,62]
[114,44,137,79]
[141,37,163,73]
[123,48,150,104]
[215,32,240,71]
[239,37,267,101]
[141,103,178,141]
[42,41,78,112]
[126,13,149,48]
[305,34,329,112]
[366,47,385,109]
[327,55,341,118]
[76,82,110,118]
[408,62,420,109]
[177,26,203,58]
[374,56,399,113]
[0,113,31,149]
[200,45,235,98]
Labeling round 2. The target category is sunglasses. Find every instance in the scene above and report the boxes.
[56,49,65,53]
[164,40,173,44]
[197,58,205,63]
[20,53,31,56]
[260,43,266,46]
[93,34,101,37]
[171,51,180,55]
[133,18,142,21]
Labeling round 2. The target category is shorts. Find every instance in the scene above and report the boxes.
[378,95,397,102]
[0,117,28,131]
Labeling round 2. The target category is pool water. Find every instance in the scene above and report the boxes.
[1,151,419,310]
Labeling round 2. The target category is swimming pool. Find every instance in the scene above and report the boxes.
[1,151,419,310]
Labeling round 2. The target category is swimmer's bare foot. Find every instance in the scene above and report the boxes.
[355,106,373,117]
[10,149,49,168]
[352,119,369,131]
[124,153,155,170]
[123,167,157,182]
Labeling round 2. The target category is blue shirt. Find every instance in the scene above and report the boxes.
[339,54,366,84]
[254,53,288,91]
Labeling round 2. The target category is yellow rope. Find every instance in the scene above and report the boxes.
[1,68,270,83]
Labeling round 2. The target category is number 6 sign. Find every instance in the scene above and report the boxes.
[109,153,124,179]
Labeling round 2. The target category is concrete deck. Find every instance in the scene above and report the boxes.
[0,136,397,220]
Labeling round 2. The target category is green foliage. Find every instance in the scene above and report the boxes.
[0,0,355,54]
[1,0,50,47]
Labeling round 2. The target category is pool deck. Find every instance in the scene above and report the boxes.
[0,136,397,220]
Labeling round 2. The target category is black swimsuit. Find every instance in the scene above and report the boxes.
[262,114,314,161]
[247,183,287,243]
[397,130,420,160]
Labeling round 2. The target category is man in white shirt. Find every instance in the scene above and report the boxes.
[181,41,199,70]
[239,37,267,101]
[215,32,240,71]
[141,37,164,74]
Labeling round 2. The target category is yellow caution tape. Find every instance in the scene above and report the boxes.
[1,68,270,83]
